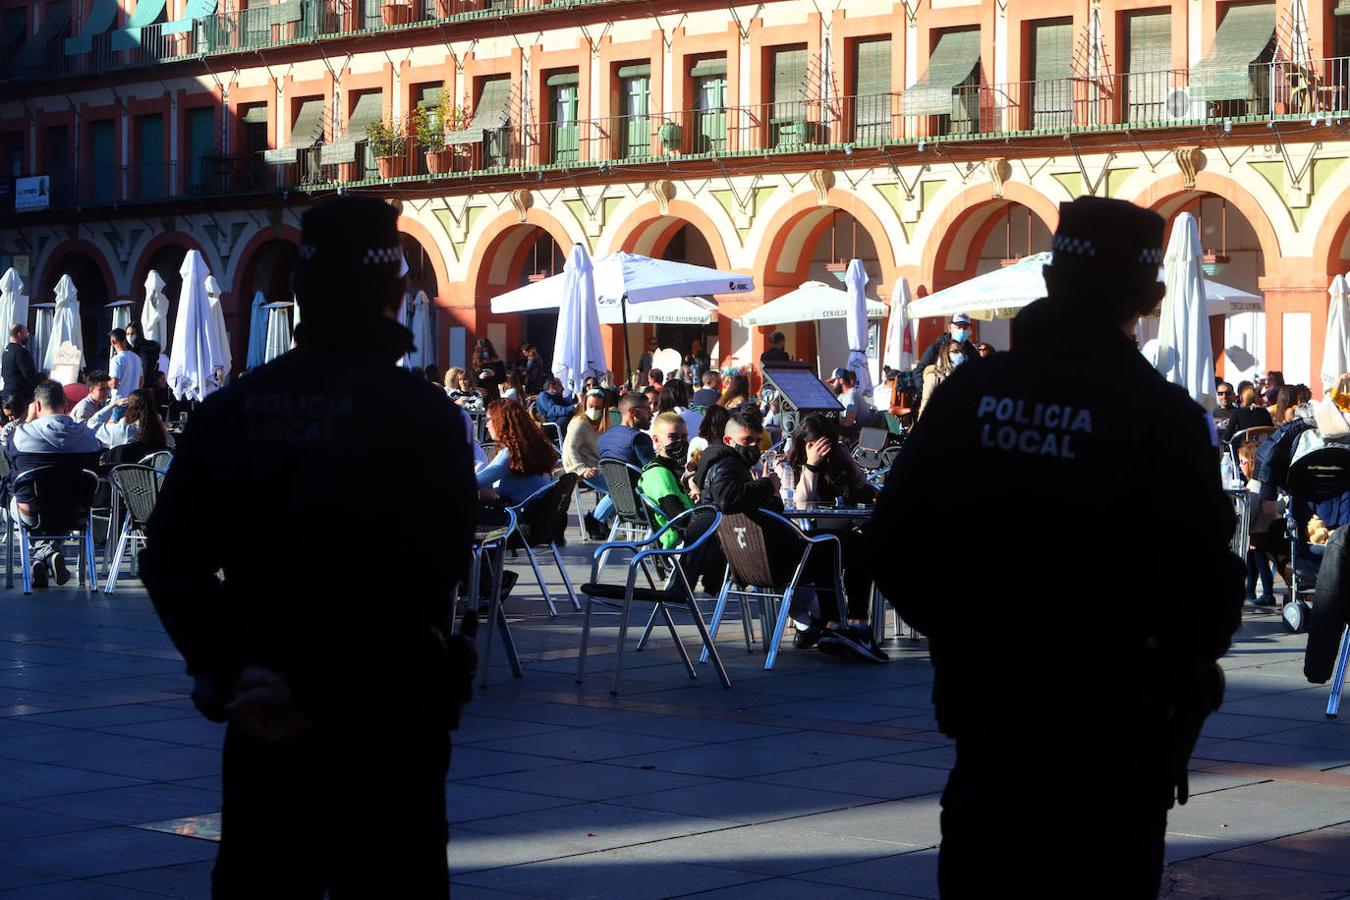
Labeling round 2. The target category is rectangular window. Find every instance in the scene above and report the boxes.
[186,106,215,190]
[88,119,115,204]
[240,103,269,188]
[1123,10,1172,123]
[43,124,69,206]
[1030,18,1073,131]
[769,44,809,147]
[690,56,727,154]
[904,28,981,135]
[546,71,579,164]
[617,63,650,158]
[852,37,892,144]
[0,7,26,78]
[4,131,24,178]
[136,114,163,200]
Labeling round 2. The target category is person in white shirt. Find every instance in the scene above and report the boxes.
[828,367,872,437]
[108,329,143,401]
[71,371,111,423]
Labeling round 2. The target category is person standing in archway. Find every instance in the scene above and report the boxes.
[1,325,37,415]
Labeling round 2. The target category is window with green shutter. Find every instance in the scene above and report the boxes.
[547,71,579,164]
[691,57,727,154]
[852,37,891,144]
[88,120,115,204]
[187,107,215,191]
[770,44,808,147]
[1030,19,1073,130]
[1124,10,1171,123]
[618,63,651,158]
[136,115,162,200]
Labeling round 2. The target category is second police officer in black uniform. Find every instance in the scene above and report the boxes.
[870,197,1244,898]
[142,196,479,898]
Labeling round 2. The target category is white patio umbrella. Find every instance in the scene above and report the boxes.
[141,270,170,347]
[245,291,269,370]
[1323,274,1350,393]
[882,277,915,372]
[203,275,233,383]
[167,250,229,402]
[291,296,301,330]
[394,291,411,368]
[44,275,83,371]
[262,302,293,363]
[1156,212,1216,410]
[408,290,437,370]
[844,259,873,396]
[106,301,133,331]
[596,295,716,325]
[552,243,606,394]
[737,281,886,326]
[0,268,28,337]
[30,304,53,372]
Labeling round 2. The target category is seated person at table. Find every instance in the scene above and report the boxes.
[71,371,111,423]
[694,408,779,516]
[476,399,556,506]
[6,379,102,588]
[1238,441,1281,607]
[598,392,654,468]
[640,413,694,548]
[564,389,616,539]
[535,378,577,439]
[87,390,172,452]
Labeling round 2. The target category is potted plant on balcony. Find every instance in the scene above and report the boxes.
[381,0,412,26]
[367,115,408,179]
[658,119,682,152]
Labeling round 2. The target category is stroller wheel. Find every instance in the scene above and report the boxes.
[1282,598,1308,634]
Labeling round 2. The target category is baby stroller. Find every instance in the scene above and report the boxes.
[1281,438,1350,635]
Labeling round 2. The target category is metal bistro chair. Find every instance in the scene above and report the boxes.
[541,420,563,450]
[596,459,655,570]
[139,449,174,471]
[507,473,581,617]
[9,467,101,594]
[577,506,729,694]
[572,475,602,543]
[1227,425,1276,465]
[104,465,165,593]
[462,504,523,688]
[701,508,848,671]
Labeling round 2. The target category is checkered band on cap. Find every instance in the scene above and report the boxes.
[1052,234,1096,257]
[1138,247,1163,264]
[361,246,402,266]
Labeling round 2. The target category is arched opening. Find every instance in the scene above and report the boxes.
[473,223,566,376]
[619,219,720,370]
[1152,193,1267,386]
[237,238,298,370]
[41,250,111,371]
[136,242,190,356]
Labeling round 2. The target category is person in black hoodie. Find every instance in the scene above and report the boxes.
[1,324,37,414]
[870,197,1243,898]
[140,197,478,899]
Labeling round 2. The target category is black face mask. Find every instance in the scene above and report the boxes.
[663,439,689,464]
[731,443,760,466]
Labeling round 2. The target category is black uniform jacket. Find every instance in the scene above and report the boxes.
[140,318,477,728]
[870,295,1243,756]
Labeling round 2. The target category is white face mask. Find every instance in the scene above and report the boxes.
[585,407,604,422]
[949,353,965,368]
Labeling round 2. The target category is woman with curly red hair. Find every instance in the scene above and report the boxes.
[476,398,557,504]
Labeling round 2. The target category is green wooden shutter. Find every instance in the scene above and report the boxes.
[137,114,163,200]
[1031,19,1073,130]
[549,76,578,164]
[1190,2,1275,102]
[187,106,215,189]
[88,120,115,204]
[771,44,807,134]
[693,70,727,153]
[853,37,891,143]
[620,70,650,158]
[904,28,980,116]
[1125,10,1171,123]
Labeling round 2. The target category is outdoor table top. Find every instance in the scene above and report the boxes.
[782,502,876,520]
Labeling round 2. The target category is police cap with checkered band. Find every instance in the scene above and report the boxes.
[293,196,408,329]
[1048,197,1164,281]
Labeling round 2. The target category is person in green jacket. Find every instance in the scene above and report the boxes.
[639,411,694,549]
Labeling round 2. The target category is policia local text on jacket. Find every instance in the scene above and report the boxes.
[140,197,478,899]
[869,198,1243,898]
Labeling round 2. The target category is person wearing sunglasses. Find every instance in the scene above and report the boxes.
[1212,381,1238,444]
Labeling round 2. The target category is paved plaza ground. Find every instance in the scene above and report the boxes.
[0,535,1344,898]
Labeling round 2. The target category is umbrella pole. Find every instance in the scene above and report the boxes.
[621,295,633,388]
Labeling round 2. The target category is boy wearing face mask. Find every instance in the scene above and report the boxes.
[640,412,695,548]
[917,313,980,371]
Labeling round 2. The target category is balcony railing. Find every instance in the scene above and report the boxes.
[7,58,1350,217]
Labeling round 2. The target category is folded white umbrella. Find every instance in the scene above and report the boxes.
[0,268,28,339]
[44,275,83,371]
[30,304,53,373]
[168,250,229,402]
[106,301,133,331]
[491,252,754,313]
[844,259,874,396]
[141,270,170,348]
[596,295,716,325]
[1323,274,1350,393]
[246,291,269,370]
[409,290,436,370]
[203,275,233,384]
[552,243,607,394]
[1156,212,1216,410]
[738,281,886,326]
[262,302,293,364]
[882,277,915,372]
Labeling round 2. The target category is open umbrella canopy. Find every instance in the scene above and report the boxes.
[262,302,293,364]
[0,268,28,342]
[203,275,233,382]
[141,270,169,347]
[167,250,229,402]
[552,243,606,393]
[1323,275,1350,392]
[883,277,915,372]
[596,295,716,325]
[738,281,886,327]
[844,259,874,396]
[44,275,83,371]
[1156,212,1216,410]
[490,252,753,313]
[246,291,268,370]
[408,290,437,370]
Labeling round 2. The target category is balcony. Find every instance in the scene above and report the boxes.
[6,58,1349,218]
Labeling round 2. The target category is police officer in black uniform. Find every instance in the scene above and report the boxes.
[870,197,1243,898]
[141,196,478,898]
